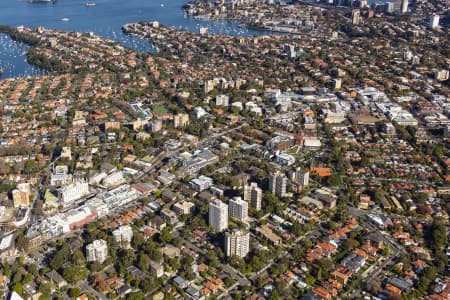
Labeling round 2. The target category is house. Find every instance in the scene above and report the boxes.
[150,261,164,278]
[331,266,352,285]
[116,285,132,296]
[312,287,332,300]
[387,277,413,292]
[152,292,164,300]
[126,266,150,281]
[358,194,371,209]
[186,286,202,299]
[149,216,166,231]
[161,245,181,258]
[203,278,223,293]
[46,270,67,288]
[173,276,188,289]
[317,242,337,255]
[367,233,384,249]
[23,282,42,300]
[160,208,178,224]
[340,253,366,273]
[9,292,24,300]
[385,283,402,295]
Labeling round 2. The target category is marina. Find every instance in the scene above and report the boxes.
[0,33,46,79]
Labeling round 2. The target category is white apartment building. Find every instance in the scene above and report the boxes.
[215,94,229,107]
[243,182,262,211]
[209,199,228,232]
[86,239,108,264]
[294,167,310,187]
[59,180,89,204]
[429,14,440,29]
[268,171,287,198]
[174,113,189,128]
[112,225,133,248]
[229,197,248,221]
[224,229,250,258]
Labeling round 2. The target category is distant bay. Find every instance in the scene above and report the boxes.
[0,0,271,78]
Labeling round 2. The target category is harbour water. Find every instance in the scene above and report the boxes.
[0,0,269,78]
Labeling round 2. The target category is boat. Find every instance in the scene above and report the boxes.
[61,18,69,22]
[85,2,96,7]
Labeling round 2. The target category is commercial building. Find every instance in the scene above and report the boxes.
[12,183,31,207]
[209,199,228,232]
[268,171,287,198]
[243,182,262,211]
[229,196,248,221]
[58,180,89,204]
[224,229,250,258]
[102,171,125,187]
[190,175,213,191]
[178,149,219,175]
[275,153,296,166]
[86,239,108,264]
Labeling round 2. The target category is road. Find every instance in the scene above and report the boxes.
[220,263,251,286]
[248,229,319,282]
[350,207,406,284]
[133,122,247,182]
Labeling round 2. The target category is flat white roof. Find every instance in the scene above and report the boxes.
[0,233,14,251]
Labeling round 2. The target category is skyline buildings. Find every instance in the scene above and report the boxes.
[229,196,248,221]
[224,229,250,258]
[268,171,287,198]
[209,199,228,232]
[243,182,262,211]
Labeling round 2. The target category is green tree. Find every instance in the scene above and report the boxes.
[68,288,81,298]
[12,283,23,296]
[126,292,145,300]
[15,233,29,252]
[430,219,447,251]
[50,245,70,270]
[137,253,151,272]
[71,250,86,266]
[327,174,343,186]
[159,228,173,244]
[62,266,88,284]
